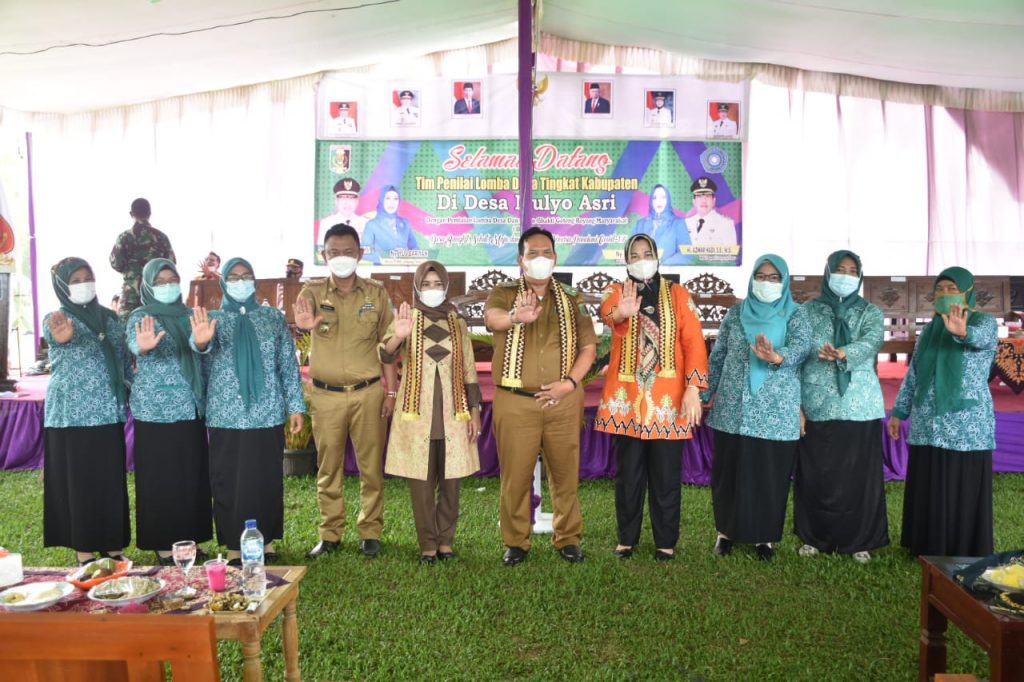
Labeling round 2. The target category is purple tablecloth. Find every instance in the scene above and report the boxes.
[4,398,1024,483]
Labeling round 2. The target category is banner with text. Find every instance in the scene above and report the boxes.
[314,138,742,266]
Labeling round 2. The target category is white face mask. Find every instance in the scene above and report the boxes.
[68,281,96,305]
[627,258,658,281]
[828,273,860,298]
[328,256,358,279]
[418,288,446,308]
[751,280,784,303]
[523,256,555,280]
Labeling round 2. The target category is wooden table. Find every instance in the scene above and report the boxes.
[2,564,306,682]
[918,556,1024,682]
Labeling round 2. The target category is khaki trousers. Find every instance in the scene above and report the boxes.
[408,439,461,552]
[310,382,385,541]
[493,388,584,551]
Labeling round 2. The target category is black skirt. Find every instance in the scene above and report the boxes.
[133,419,213,550]
[794,419,889,554]
[44,424,131,552]
[901,445,993,557]
[208,426,284,550]
[711,430,796,544]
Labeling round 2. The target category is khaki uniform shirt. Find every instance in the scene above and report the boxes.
[299,276,394,386]
[486,281,598,391]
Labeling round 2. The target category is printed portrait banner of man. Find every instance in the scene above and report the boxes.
[313,139,742,267]
[708,101,739,138]
[325,101,359,137]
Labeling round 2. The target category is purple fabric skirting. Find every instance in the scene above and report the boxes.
[4,399,1024,484]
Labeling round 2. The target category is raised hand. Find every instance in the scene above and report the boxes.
[190,306,218,350]
[616,279,642,319]
[134,315,166,353]
[293,297,323,331]
[817,342,846,362]
[941,303,969,338]
[393,302,413,340]
[47,311,74,344]
[750,333,782,365]
[886,416,901,441]
[513,290,542,325]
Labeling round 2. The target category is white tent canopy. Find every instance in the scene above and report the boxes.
[2,0,1024,114]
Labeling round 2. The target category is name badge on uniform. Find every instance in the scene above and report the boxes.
[320,303,336,312]
[318,321,331,334]
[358,303,375,317]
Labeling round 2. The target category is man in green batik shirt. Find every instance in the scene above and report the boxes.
[109,198,176,320]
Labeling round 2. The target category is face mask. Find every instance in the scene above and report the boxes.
[225,280,255,301]
[934,293,966,315]
[328,256,358,279]
[68,281,96,305]
[751,280,783,303]
[627,259,658,281]
[828,273,860,298]
[523,256,555,280]
[418,289,446,308]
[152,283,181,304]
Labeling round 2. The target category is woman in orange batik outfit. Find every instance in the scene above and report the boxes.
[595,234,709,561]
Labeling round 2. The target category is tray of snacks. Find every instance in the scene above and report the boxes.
[87,576,164,607]
[979,562,1024,593]
[67,557,133,590]
[207,591,256,613]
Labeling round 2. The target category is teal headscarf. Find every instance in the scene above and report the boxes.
[814,250,866,396]
[739,254,800,394]
[912,266,982,416]
[50,257,127,408]
[218,257,265,408]
[138,258,204,417]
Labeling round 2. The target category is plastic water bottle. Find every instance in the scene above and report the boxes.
[240,519,266,599]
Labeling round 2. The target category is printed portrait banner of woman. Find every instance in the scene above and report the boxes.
[313,138,743,267]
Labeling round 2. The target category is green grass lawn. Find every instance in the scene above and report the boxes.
[2,470,1023,681]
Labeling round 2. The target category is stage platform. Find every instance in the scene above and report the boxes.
[3,363,1022,483]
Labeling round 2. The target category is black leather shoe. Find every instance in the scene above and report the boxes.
[306,540,340,558]
[360,539,381,558]
[195,547,210,562]
[156,553,176,567]
[713,537,733,557]
[502,547,528,566]
[437,550,456,561]
[264,552,280,564]
[756,544,775,562]
[419,554,437,565]
[558,544,584,563]
[654,549,676,562]
[613,546,634,559]
[227,558,242,568]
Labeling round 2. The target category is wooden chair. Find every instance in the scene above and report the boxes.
[0,612,220,681]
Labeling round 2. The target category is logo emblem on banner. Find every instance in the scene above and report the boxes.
[330,145,352,174]
[700,147,728,174]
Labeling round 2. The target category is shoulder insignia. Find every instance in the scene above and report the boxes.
[364,277,384,287]
[496,280,519,288]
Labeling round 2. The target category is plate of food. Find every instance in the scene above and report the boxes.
[67,557,133,590]
[207,591,255,613]
[87,576,164,607]
[0,581,75,612]
[980,563,1024,592]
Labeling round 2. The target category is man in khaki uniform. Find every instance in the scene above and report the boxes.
[484,227,597,565]
[294,223,397,558]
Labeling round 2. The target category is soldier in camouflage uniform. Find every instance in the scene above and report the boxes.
[109,198,176,320]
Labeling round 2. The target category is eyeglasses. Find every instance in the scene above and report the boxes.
[225,274,255,283]
[753,273,782,283]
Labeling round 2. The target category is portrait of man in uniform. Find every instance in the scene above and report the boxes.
[685,176,737,246]
[315,177,368,250]
[708,101,739,138]
[392,89,421,127]
[644,90,675,128]
[326,101,358,137]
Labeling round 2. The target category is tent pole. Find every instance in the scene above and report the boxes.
[26,132,40,357]
[517,0,534,231]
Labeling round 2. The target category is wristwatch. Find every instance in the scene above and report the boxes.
[385,391,398,398]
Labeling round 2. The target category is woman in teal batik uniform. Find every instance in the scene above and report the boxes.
[795,251,888,563]
[43,257,131,565]
[127,258,213,566]
[888,266,997,557]
[701,254,812,561]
